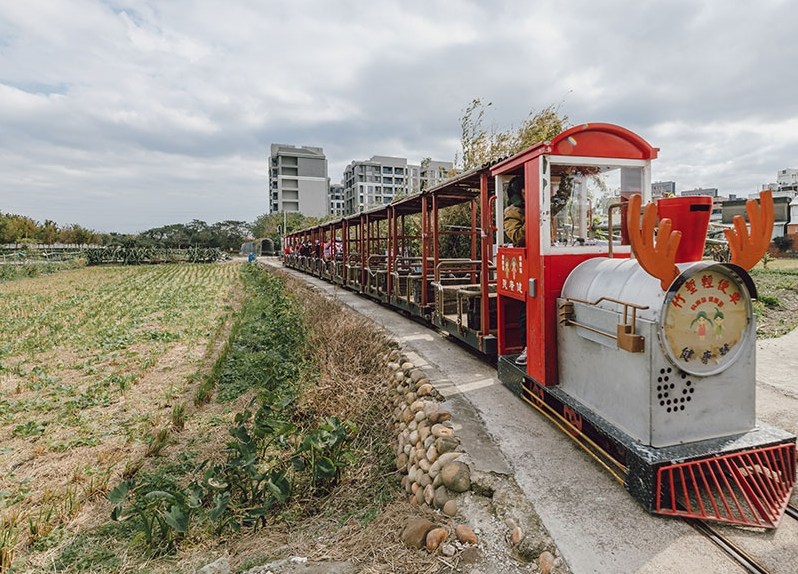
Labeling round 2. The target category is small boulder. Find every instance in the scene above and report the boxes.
[460,547,483,565]
[417,472,432,489]
[441,543,456,557]
[441,461,471,493]
[419,426,431,444]
[425,527,448,552]
[428,410,452,424]
[401,518,435,549]
[435,436,460,455]
[416,383,434,397]
[511,526,524,545]
[442,499,458,517]
[540,551,556,574]
[395,452,408,472]
[433,485,449,509]
[424,484,435,505]
[455,524,477,545]
[436,451,462,466]
[410,369,426,383]
[431,423,453,438]
[196,557,230,574]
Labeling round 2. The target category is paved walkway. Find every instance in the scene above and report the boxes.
[757,328,798,399]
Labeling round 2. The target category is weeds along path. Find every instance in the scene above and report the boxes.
[0,263,244,571]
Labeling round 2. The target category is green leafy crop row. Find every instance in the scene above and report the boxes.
[106,265,359,556]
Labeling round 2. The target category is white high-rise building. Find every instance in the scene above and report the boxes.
[419,160,454,192]
[342,155,453,214]
[269,144,328,217]
[328,183,345,217]
[343,155,411,214]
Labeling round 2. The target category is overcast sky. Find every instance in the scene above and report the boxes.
[1,1,797,234]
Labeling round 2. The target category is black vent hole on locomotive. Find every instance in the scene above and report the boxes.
[658,367,693,413]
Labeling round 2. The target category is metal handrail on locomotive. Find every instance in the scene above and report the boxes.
[282,122,796,529]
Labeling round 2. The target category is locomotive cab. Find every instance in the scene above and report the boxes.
[492,123,657,387]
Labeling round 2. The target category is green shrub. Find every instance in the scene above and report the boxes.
[758,293,781,307]
[773,235,793,252]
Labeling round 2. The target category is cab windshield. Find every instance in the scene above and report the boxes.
[548,163,644,248]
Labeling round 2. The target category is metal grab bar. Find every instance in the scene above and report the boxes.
[559,296,649,353]
[607,202,625,258]
[433,258,481,283]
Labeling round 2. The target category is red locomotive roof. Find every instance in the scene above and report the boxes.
[491,122,659,175]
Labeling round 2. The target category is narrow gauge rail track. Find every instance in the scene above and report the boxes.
[686,509,798,574]
[687,517,771,574]
[522,384,798,574]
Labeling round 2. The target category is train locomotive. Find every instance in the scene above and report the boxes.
[283,123,796,528]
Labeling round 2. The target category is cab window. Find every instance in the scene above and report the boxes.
[549,164,643,248]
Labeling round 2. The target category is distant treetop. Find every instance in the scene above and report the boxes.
[456,99,569,171]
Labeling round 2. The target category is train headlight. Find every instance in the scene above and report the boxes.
[660,263,756,377]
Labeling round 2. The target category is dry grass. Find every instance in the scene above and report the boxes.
[234,500,443,574]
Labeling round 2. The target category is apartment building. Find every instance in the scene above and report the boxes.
[342,155,453,214]
[329,183,345,217]
[419,160,454,191]
[652,180,676,198]
[342,155,411,214]
[269,144,328,217]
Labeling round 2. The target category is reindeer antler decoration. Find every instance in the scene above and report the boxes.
[626,194,682,291]
[723,190,774,271]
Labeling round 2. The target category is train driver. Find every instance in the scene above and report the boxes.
[503,176,527,366]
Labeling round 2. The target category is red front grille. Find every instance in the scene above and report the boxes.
[655,443,796,528]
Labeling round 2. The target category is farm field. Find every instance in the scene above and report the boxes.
[0,263,406,574]
[0,263,243,571]
[750,258,798,338]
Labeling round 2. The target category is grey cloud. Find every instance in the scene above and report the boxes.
[1,0,797,233]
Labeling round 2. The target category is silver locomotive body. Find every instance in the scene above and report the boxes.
[558,258,757,448]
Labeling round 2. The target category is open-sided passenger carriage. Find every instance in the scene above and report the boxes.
[284,166,501,355]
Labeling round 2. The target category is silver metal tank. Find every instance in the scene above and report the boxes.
[557,257,756,447]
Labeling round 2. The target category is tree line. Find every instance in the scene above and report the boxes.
[0,209,333,254]
[0,212,253,253]
[0,213,100,246]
